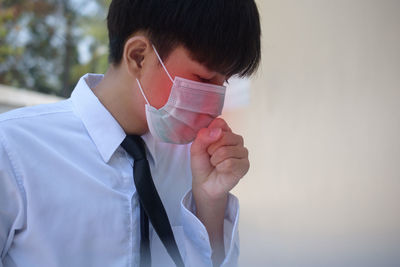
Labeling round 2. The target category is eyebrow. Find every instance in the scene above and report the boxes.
[197,67,220,80]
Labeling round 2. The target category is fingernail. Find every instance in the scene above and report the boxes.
[209,128,221,138]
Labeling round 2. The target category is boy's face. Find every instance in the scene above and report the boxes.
[138,45,227,110]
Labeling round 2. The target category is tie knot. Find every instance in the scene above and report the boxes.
[121,135,147,161]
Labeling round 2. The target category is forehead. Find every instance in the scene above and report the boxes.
[163,46,218,77]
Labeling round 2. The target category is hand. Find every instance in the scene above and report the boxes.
[190,117,249,266]
[191,118,249,200]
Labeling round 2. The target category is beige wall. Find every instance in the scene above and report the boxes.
[223,0,400,266]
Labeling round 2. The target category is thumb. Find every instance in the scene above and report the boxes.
[191,127,222,156]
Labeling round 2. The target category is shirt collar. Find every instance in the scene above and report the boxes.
[70,73,157,164]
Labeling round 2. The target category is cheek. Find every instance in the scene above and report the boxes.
[149,81,172,109]
[160,85,172,107]
[141,72,172,109]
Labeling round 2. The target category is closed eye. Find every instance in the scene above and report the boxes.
[195,75,211,83]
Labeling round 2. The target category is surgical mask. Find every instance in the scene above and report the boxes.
[136,45,226,144]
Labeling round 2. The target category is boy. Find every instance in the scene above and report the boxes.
[0,0,261,266]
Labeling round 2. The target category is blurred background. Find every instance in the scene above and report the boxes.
[1,0,400,266]
[0,0,109,99]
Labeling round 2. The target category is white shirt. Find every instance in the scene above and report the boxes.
[0,74,239,267]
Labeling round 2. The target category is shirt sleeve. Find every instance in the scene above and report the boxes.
[0,131,25,265]
[180,189,239,267]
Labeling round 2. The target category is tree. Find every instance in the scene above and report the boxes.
[0,0,109,97]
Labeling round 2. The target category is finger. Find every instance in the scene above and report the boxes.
[191,127,223,157]
[215,158,250,179]
[208,117,232,133]
[207,132,244,155]
[210,146,249,167]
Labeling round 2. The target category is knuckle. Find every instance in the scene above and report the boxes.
[215,117,226,124]
[245,159,250,172]
[217,147,229,158]
[231,133,243,144]
[224,159,235,169]
[212,117,226,127]
[210,117,231,132]
[207,143,217,155]
[210,154,218,166]
[243,147,249,157]
[238,135,244,144]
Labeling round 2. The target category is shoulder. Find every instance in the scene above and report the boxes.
[0,100,75,134]
[0,99,79,144]
[0,99,73,125]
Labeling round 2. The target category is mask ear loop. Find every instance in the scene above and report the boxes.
[136,78,150,105]
[152,44,174,83]
[136,45,173,106]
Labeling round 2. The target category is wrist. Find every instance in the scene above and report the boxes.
[192,186,228,220]
[192,184,228,206]
[191,185,228,266]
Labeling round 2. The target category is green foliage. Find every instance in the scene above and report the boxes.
[0,0,110,97]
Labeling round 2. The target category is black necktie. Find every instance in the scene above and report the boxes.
[121,135,184,267]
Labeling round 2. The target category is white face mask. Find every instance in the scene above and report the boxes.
[136,45,226,144]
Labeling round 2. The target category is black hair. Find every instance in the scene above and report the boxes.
[107,0,261,77]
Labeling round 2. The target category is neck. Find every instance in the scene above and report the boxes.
[92,66,148,135]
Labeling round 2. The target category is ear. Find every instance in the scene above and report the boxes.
[122,35,152,78]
